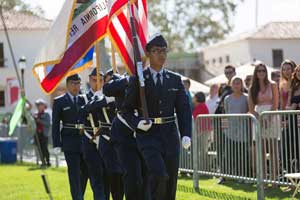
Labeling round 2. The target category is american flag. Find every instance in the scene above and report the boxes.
[107,0,148,74]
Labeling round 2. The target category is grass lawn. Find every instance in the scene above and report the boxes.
[0,164,298,200]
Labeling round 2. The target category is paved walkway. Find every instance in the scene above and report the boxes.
[19,150,67,167]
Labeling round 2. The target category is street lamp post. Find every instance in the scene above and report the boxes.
[18,56,26,93]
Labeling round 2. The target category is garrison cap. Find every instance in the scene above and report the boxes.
[146,33,168,51]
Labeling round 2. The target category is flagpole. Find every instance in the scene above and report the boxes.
[255,0,258,28]
[111,43,117,74]
[95,43,101,90]
[127,0,149,119]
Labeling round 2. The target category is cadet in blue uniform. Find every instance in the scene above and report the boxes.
[80,69,106,200]
[122,34,192,200]
[103,71,150,200]
[52,74,89,200]
[83,69,124,200]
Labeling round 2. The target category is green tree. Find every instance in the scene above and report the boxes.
[148,0,242,52]
[0,0,44,16]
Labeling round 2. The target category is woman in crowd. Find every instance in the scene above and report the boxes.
[280,60,296,110]
[279,60,296,181]
[285,65,300,175]
[248,62,279,187]
[223,76,250,179]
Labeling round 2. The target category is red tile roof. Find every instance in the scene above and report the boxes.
[0,10,52,30]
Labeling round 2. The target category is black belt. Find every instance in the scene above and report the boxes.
[148,116,176,124]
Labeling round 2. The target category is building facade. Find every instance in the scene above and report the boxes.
[202,22,300,81]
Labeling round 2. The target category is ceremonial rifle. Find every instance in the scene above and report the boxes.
[127,0,149,119]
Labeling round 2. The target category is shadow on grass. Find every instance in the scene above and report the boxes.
[178,175,299,200]
[263,186,299,199]
[220,179,257,193]
[177,184,253,200]
[6,162,67,173]
[27,166,43,171]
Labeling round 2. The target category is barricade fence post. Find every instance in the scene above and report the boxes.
[192,119,199,191]
[255,115,264,200]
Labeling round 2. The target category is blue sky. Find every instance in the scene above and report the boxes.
[24,0,300,36]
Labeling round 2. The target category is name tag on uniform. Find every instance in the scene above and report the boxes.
[63,107,71,111]
[168,88,178,92]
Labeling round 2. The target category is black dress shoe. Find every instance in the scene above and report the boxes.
[217,177,225,184]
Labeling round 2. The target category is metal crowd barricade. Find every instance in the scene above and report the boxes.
[178,111,300,199]
[260,110,300,186]
[179,113,265,199]
[179,143,193,173]
[179,120,193,174]
[192,114,258,180]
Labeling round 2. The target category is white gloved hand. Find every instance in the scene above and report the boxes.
[53,147,61,155]
[182,136,191,149]
[126,76,130,83]
[105,96,115,104]
[137,120,152,132]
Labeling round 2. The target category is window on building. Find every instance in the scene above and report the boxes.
[226,55,230,63]
[0,91,4,107]
[272,49,283,68]
[0,43,4,67]
[212,58,216,65]
[219,57,223,64]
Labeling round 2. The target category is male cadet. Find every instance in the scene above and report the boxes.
[122,33,192,200]
[83,69,124,200]
[103,71,150,200]
[52,74,89,200]
[80,68,106,200]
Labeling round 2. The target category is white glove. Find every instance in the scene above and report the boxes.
[126,76,130,83]
[53,147,61,155]
[182,136,191,149]
[105,96,115,104]
[137,120,152,132]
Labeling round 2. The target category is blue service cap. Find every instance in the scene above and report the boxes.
[66,74,81,82]
[105,69,114,77]
[146,33,168,51]
[89,68,104,76]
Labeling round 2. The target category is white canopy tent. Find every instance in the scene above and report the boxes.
[205,62,277,85]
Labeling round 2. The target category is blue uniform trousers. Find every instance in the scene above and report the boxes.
[99,136,124,200]
[111,118,150,200]
[82,137,106,200]
[64,151,89,200]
